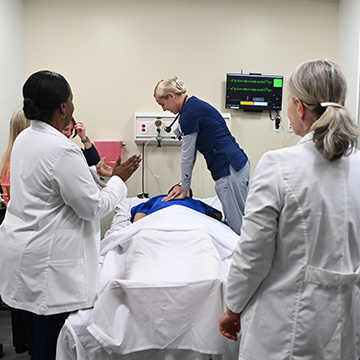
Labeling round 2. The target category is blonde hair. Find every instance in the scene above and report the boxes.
[287,59,360,161]
[0,109,31,177]
[153,76,187,98]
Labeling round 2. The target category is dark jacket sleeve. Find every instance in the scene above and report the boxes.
[81,144,101,166]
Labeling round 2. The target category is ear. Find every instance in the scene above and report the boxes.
[60,102,67,116]
[167,92,176,100]
[295,97,306,120]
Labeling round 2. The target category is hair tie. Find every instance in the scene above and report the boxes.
[320,102,344,109]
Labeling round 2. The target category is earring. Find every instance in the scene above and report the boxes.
[61,113,66,119]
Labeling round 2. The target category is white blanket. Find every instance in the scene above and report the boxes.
[57,205,239,360]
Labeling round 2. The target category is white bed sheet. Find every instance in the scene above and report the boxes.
[57,205,239,360]
[104,196,224,237]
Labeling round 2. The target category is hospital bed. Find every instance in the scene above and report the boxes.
[56,196,240,360]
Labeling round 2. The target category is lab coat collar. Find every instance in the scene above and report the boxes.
[30,120,67,140]
[297,131,313,145]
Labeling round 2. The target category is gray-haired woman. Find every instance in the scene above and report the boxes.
[219,59,360,360]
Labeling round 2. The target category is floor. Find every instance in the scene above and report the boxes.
[0,308,30,360]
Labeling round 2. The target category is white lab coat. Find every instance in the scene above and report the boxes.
[226,132,360,360]
[0,121,127,316]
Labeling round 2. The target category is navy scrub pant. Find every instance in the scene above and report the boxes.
[21,310,70,360]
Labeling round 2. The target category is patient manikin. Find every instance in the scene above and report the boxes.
[131,184,222,223]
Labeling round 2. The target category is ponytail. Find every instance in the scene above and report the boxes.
[312,105,359,161]
[287,59,360,161]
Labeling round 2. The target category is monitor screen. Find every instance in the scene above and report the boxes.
[226,73,283,111]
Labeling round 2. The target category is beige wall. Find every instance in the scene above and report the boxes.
[338,0,360,123]
[0,0,23,153]
[22,0,339,198]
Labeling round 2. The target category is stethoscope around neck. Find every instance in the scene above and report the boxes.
[164,95,188,133]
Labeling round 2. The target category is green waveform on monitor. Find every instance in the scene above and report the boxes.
[230,79,273,85]
[229,78,283,88]
[230,87,273,93]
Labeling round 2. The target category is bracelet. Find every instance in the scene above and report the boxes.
[81,137,90,144]
[177,181,182,187]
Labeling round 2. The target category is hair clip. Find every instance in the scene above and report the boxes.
[175,79,185,89]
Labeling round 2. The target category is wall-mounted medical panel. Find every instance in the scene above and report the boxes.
[134,112,231,145]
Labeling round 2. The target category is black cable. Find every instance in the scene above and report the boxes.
[142,143,145,193]
[269,110,282,130]
[269,110,280,121]
[164,95,188,133]
[137,143,148,198]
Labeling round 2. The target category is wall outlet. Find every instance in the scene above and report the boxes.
[134,112,231,145]
[140,122,147,134]
[288,119,293,133]
[273,117,281,132]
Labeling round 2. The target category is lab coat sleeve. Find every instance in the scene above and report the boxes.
[52,147,126,221]
[225,152,284,313]
[181,133,197,191]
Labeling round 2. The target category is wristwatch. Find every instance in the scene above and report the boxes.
[81,137,90,144]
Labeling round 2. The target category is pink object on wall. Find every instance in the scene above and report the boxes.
[94,140,122,166]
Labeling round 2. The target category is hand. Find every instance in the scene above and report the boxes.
[133,212,147,222]
[112,154,141,182]
[74,120,87,140]
[96,157,113,177]
[219,307,241,341]
[162,185,186,202]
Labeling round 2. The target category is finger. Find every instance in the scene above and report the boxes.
[123,155,136,165]
[130,158,141,168]
[128,160,139,173]
[225,332,238,341]
[115,156,121,167]
[128,154,141,165]
[219,326,238,341]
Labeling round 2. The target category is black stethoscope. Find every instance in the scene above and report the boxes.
[164,95,188,133]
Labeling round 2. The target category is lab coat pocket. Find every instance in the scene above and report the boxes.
[46,258,86,307]
[50,230,83,261]
[305,265,360,286]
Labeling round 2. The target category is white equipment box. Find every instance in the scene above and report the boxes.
[134,112,231,145]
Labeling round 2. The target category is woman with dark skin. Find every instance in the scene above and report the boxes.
[0,70,141,360]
